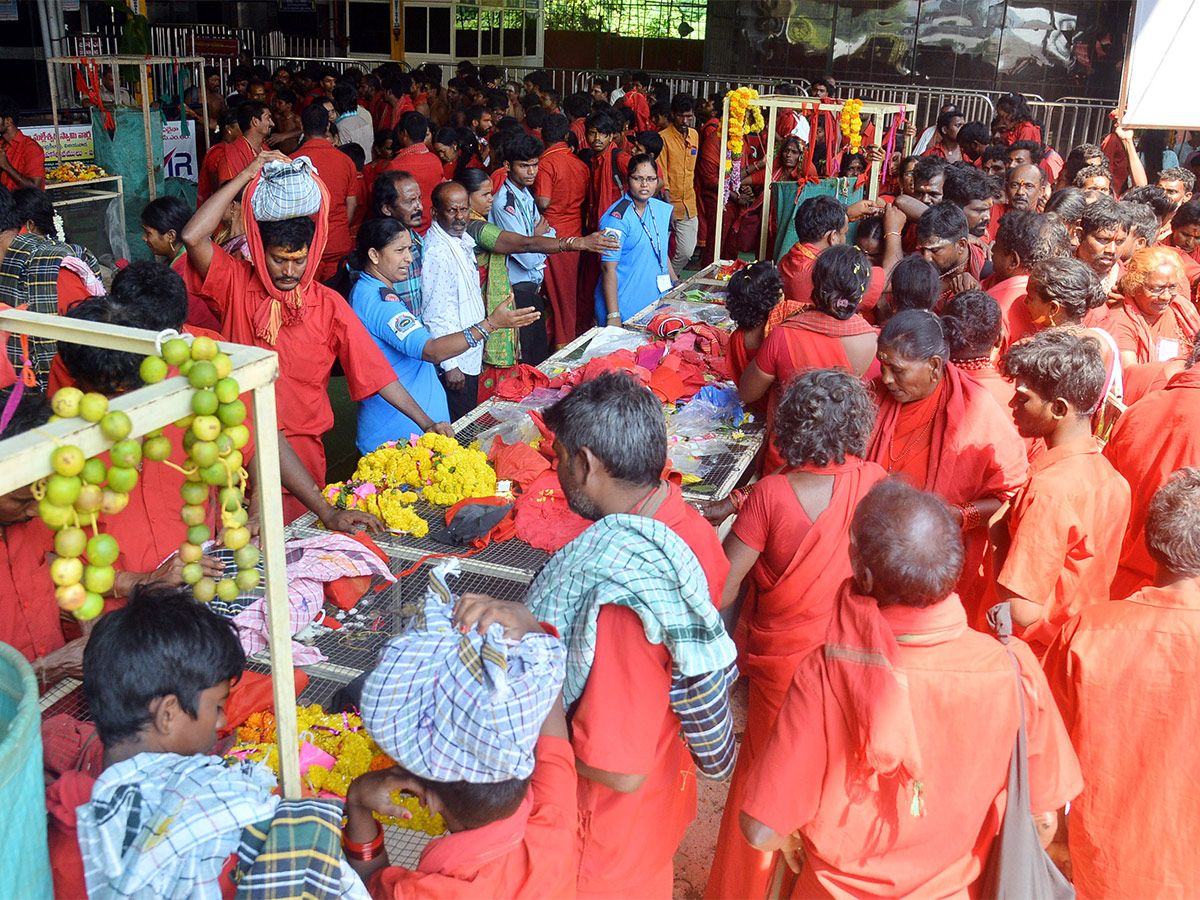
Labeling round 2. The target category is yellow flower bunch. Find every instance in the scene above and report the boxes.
[422,446,497,505]
[840,98,865,154]
[228,705,447,835]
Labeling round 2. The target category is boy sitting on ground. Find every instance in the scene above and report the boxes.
[73,584,369,899]
[343,566,578,898]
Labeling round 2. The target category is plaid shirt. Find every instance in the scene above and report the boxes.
[77,753,279,900]
[527,514,739,780]
[393,231,424,317]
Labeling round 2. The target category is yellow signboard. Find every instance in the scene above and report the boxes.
[19,125,95,164]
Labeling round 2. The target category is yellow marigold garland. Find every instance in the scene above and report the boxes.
[724,86,762,174]
[840,98,864,154]
[228,705,447,835]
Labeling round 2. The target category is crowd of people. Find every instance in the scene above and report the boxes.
[0,60,1197,899]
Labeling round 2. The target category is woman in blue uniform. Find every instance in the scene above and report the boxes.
[596,153,678,325]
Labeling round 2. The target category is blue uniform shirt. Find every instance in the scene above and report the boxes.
[349,272,450,454]
[594,193,673,325]
[489,179,553,285]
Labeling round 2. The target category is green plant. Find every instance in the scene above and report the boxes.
[101,0,151,85]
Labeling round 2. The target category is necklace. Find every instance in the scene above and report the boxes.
[886,386,943,472]
[951,356,991,371]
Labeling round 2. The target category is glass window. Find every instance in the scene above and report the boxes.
[524,10,538,55]
[456,3,479,58]
[349,1,391,55]
[404,5,427,53]
[429,5,452,54]
[544,0,705,39]
[503,8,523,56]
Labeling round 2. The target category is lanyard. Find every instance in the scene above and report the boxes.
[635,200,665,272]
[507,182,536,234]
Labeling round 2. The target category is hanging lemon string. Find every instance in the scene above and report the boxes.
[36,332,257,618]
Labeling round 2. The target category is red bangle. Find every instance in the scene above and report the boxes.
[729,487,749,512]
[956,501,981,531]
[343,821,385,860]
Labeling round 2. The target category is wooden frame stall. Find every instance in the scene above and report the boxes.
[46,55,208,203]
[713,95,915,264]
[0,309,302,799]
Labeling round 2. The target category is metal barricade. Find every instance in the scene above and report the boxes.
[836,81,996,136]
[1029,98,1115,153]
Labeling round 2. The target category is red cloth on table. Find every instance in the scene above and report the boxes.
[371,736,579,899]
[218,669,310,739]
[198,245,395,521]
[753,311,879,475]
[325,531,390,610]
[387,144,445,235]
[0,516,63,664]
[216,136,256,182]
[741,591,1081,900]
[1044,583,1200,899]
[1107,297,1199,364]
[534,143,589,342]
[512,471,591,552]
[489,435,552,488]
[867,364,1028,623]
[996,437,1131,655]
[292,138,359,278]
[171,252,224,333]
[706,459,886,900]
[572,604,697,899]
[492,363,550,401]
[1103,365,1200,598]
[0,131,44,190]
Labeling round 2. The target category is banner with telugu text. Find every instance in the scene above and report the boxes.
[20,122,199,182]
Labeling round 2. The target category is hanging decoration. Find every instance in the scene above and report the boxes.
[723,87,764,202]
[840,98,864,154]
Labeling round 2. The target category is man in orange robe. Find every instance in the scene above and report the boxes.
[534,115,590,345]
[739,481,1081,900]
[1102,346,1200,598]
[1045,467,1200,898]
[994,330,1131,655]
[537,373,734,900]
[216,101,272,182]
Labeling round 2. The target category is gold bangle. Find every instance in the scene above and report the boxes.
[885,230,901,238]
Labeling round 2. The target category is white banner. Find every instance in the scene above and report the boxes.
[162,121,199,183]
[1121,0,1200,129]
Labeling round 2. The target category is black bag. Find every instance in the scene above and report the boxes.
[979,603,1075,900]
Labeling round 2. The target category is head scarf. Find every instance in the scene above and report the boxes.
[362,562,565,783]
[241,158,330,345]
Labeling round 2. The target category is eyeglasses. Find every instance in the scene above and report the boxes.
[630,175,658,184]
[1142,283,1175,296]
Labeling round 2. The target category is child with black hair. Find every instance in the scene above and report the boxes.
[70,583,371,899]
[724,260,802,385]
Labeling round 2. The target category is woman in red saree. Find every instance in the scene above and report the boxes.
[1107,246,1200,369]
[725,261,804,387]
[704,370,887,900]
[740,244,880,474]
[867,309,1028,621]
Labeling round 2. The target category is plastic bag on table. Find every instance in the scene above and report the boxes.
[104,197,130,263]
[669,397,743,439]
[574,326,648,363]
[668,437,730,474]
[475,412,542,457]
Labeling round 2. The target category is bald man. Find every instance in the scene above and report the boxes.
[738,480,1081,900]
[1006,163,1048,213]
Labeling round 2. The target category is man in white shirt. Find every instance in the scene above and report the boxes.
[421,181,488,420]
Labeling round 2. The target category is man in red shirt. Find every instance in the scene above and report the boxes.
[183,149,450,521]
[994,329,1131,653]
[1045,467,1200,899]
[0,96,45,190]
[346,574,577,899]
[740,480,1081,900]
[386,111,443,235]
[375,74,415,137]
[217,101,273,182]
[533,372,734,899]
[986,211,1071,349]
[291,104,358,280]
[535,114,590,345]
[197,109,240,206]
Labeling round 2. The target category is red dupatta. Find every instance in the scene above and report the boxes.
[240,168,331,345]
